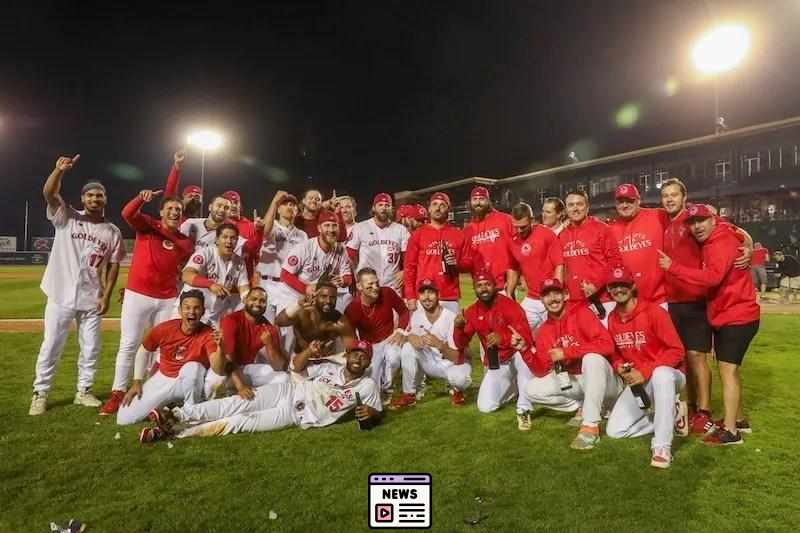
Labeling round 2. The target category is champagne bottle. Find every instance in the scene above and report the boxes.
[553,361,572,391]
[622,363,651,410]
[440,240,457,278]
[355,392,372,431]
[486,345,500,370]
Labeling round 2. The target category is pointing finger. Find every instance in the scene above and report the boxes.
[71,154,81,165]
[152,189,164,197]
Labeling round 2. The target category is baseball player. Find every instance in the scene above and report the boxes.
[463,186,514,291]
[180,222,250,327]
[393,278,472,409]
[658,203,760,446]
[181,196,264,261]
[397,204,427,234]
[347,193,410,294]
[337,195,358,236]
[604,265,687,469]
[294,189,348,240]
[520,279,620,450]
[344,268,409,401]
[541,197,567,235]
[117,290,225,425]
[100,181,194,415]
[29,154,126,415]
[181,185,203,219]
[404,192,473,314]
[215,287,289,400]
[140,340,382,441]
[454,270,536,430]
[505,202,564,332]
[222,190,255,240]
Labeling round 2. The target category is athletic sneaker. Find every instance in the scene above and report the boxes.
[567,407,583,427]
[449,389,465,407]
[674,398,689,437]
[650,446,672,469]
[139,426,167,444]
[29,392,48,416]
[389,393,417,410]
[689,410,715,435]
[517,411,532,431]
[74,389,102,408]
[381,391,393,407]
[713,418,752,434]
[703,427,743,446]
[570,425,600,450]
[99,390,125,416]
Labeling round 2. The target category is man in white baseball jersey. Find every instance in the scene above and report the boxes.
[117,290,225,425]
[347,193,410,295]
[180,195,234,248]
[335,194,357,310]
[29,154,126,415]
[139,340,382,441]
[392,278,472,409]
[180,222,250,327]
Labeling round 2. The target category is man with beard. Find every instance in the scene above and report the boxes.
[181,196,265,262]
[180,223,250,327]
[141,340,382,441]
[454,270,536,429]
[100,187,194,415]
[541,197,567,235]
[397,204,428,234]
[294,189,348,241]
[404,192,473,314]
[519,279,619,450]
[394,278,472,408]
[604,266,687,469]
[658,204,760,447]
[348,193,410,295]
[505,202,564,332]
[29,154,126,415]
[222,190,255,240]
[214,288,289,400]
[181,185,202,220]
[280,211,353,314]
[345,268,409,401]
[117,290,225,426]
[463,186,514,291]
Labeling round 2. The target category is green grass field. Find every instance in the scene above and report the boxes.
[2,267,799,532]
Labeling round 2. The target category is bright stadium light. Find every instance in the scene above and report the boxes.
[691,24,750,75]
[186,129,225,211]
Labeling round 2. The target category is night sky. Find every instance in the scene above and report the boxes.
[3,1,800,240]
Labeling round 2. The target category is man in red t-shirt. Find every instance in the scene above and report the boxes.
[294,188,348,241]
[463,186,514,291]
[118,290,224,428]
[751,242,769,296]
[216,288,289,400]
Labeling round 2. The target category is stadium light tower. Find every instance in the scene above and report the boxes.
[186,129,225,211]
[691,24,751,134]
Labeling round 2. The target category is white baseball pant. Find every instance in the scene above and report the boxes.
[370,338,403,393]
[400,343,472,394]
[176,381,299,437]
[477,352,534,414]
[116,362,225,425]
[520,297,547,334]
[606,366,686,449]
[525,354,621,426]
[241,364,290,387]
[111,289,176,391]
[32,300,102,393]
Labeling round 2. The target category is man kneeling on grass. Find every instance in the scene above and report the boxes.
[139,340,382,442]
[517,278,620,450]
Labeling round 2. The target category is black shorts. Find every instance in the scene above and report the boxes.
[713,321,760,365]
[668,301,712,353]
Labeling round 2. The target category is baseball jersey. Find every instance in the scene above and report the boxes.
[408,306,461,363]
[281,238,352,294]
[463,210,514,286]
[40,201,125,311]
[559,216,624,302]
[142,319,217,378]
[608,208,669,305]
[297,362,382,428]
[122,196,194,299]
[507,225,564,299]
[344,287,410,343]
[257,222,308,278]
[220,310,281,366]
[182,246,249,319]
[180,218,248,255]
[347,219,409,291]
[403,224,472,301]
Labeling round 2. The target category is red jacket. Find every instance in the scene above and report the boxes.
[463,210,514,286]
[608,300,685,380]
[456,294,535,369]
[404,223,473,301]
[663,209,707,303]
[345,287,410,343]
[531,303,615,377]
[608,208,669,305]
[667,223,760,328]
[559,216,623,302]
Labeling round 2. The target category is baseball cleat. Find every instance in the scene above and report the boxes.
[650,446,672,469]
[99,390,125,416]
[389,393,417,410]
[570,425,600,450]
[449,389,465,407]
[516,411,532,431]
[674,398,689,437]
[689,410,715,435]
[713,418,752,434]
[703,427,743,446]
[139,425,167,444]
[74,390,102,408]
[29,392,48,416]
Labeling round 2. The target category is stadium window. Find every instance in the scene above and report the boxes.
[590,181,600,197]
[638,171,650,192]
[539,189,546,204]
[795,146,799,166]
[715,160,730,181]
[742,153,760,177]
[655,168,668,189]
[576,183,586,193]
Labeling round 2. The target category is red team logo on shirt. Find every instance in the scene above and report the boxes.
[192,255,204,265]
[162,240,175,250]
[175,346,187,361]
[288,255,299,266]
[520,243,532,256]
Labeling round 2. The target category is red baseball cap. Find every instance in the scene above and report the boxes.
[417,278,438,292]
[615,184,640,201]
[373,193,393,206]
[317,210,338,225]
[684,203,715,221]
[277,193,299,206]
[411,204,427,222]
[222,190,241,203]
[473,269,494,284]
[470,186,490,200]
[430,192,451,207]
[607,265,635,286]
[350,340,373,361]
[182,185,202,196]
[540,278,564,294]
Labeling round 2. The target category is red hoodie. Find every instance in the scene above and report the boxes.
[404,223,473,301]
[455,294,535,369]
[463,210,514,286]
[607,300,685,380]
[559,216,623,302]
[663,209,707,303]
[531,302,615,377]
[667,223,760,328]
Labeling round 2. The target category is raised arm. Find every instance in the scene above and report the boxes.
[163,150,185,198]
[122,189,162,233]
[43,155,80,211]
